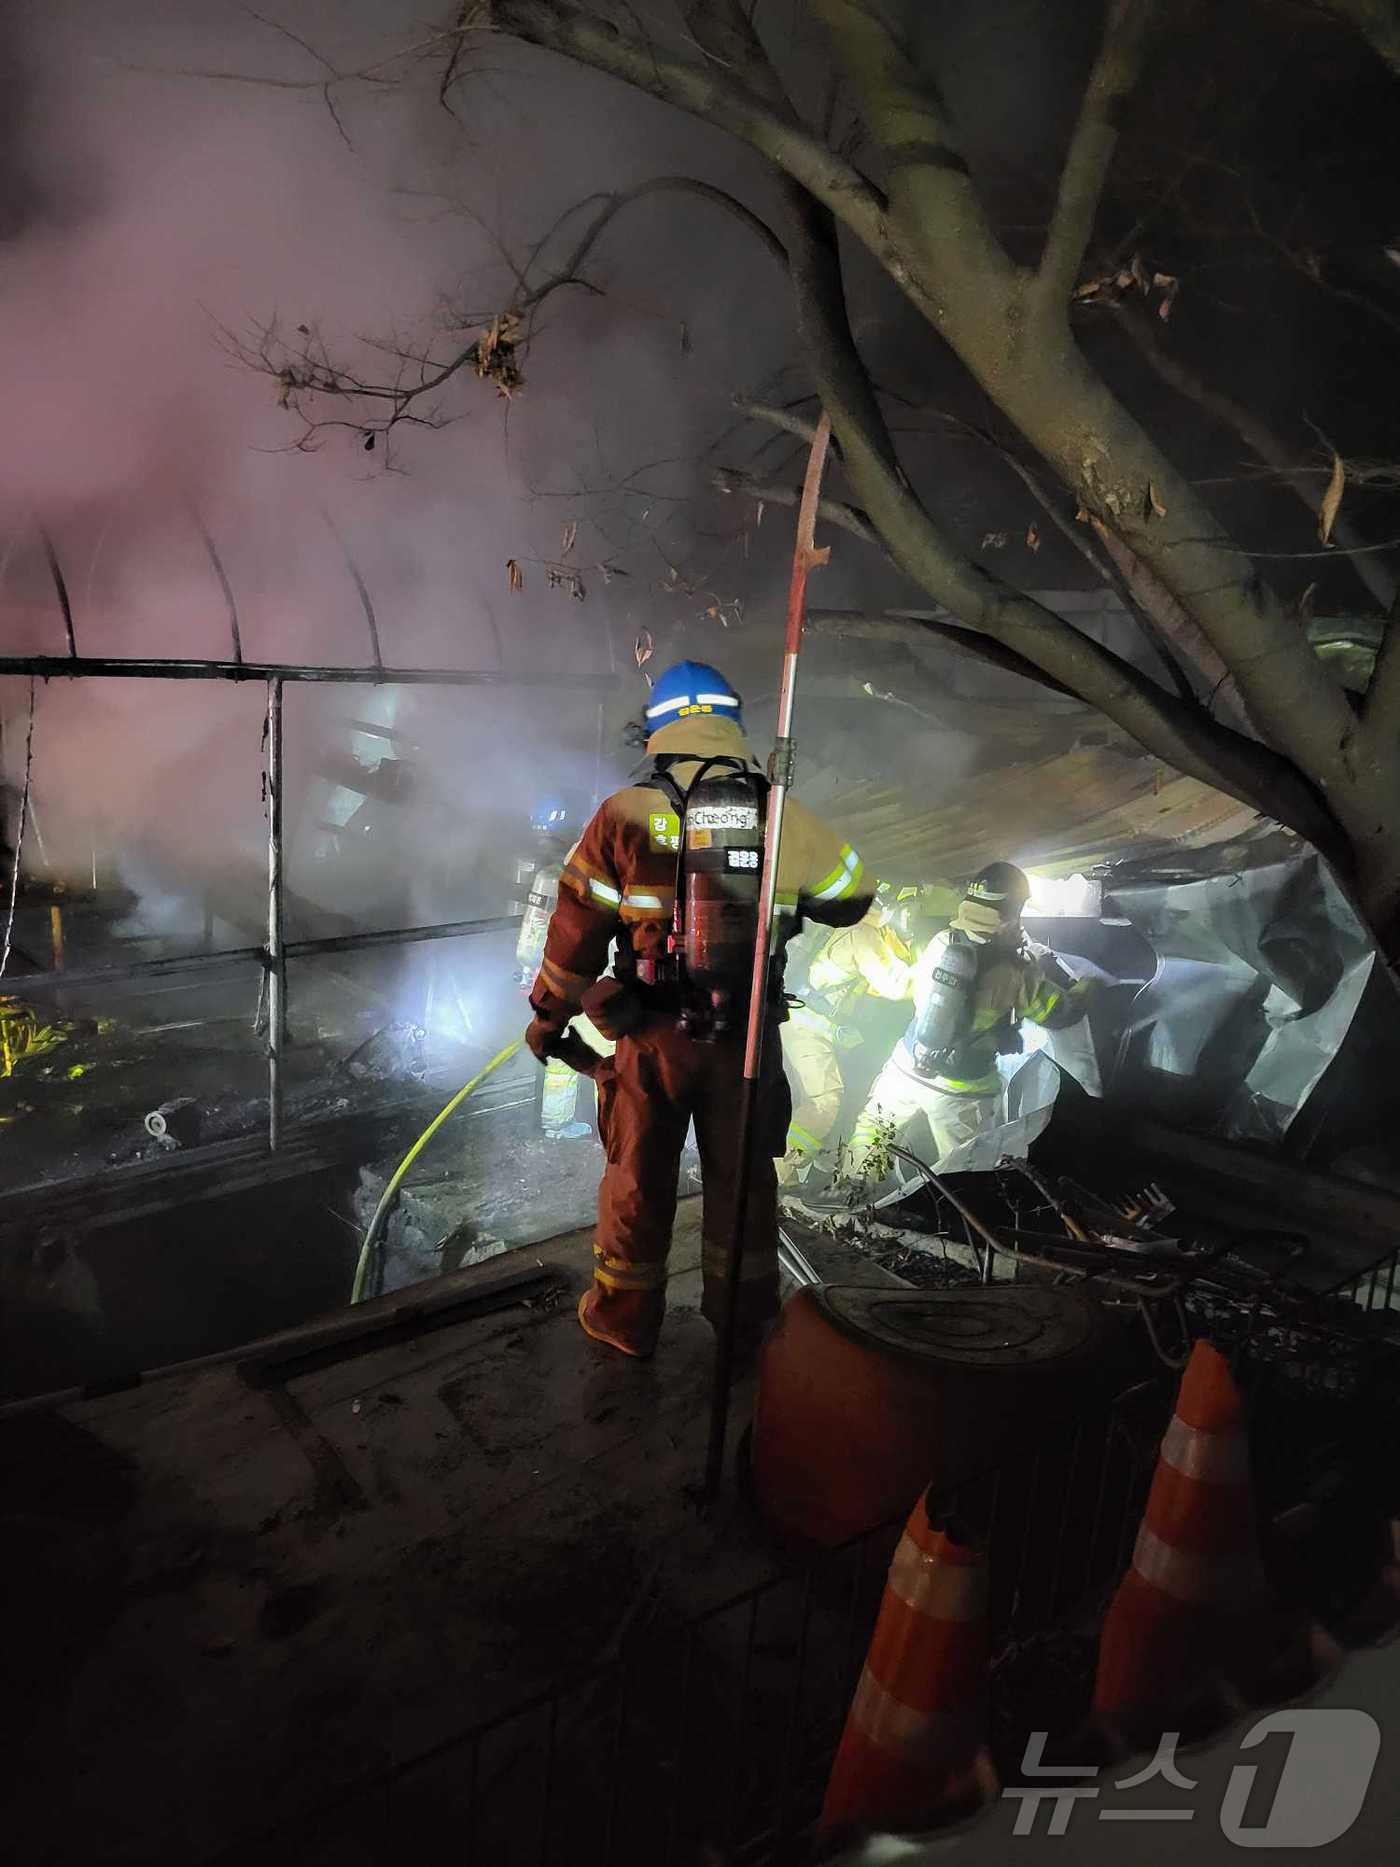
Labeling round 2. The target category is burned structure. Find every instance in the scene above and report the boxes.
[5,0,1400,1861]
[4,497,1400,1866]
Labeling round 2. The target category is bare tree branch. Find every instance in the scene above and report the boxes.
[479,1,893,245]
[480,0,1349,803]
[806,608,1081,697]
[1113,300,1398,611]
[1088,518,1252,726]
[732,395,839,451]
[955,422,1204,708]
[237,173,787,442]
[1306,0,1400,77]
[777,177,1341,851]
[807,0,1017,297]
[1363,609,1400,735]
[1037,0,1161,307]
[708,464,882,547]
[812,0,1360,806]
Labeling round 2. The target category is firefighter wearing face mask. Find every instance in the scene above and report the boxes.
[524,661,873,1359]
[846,861,1091,1178]
[777,885,926,1187]
[513,798,614,1138]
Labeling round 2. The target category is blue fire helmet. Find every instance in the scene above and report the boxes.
[644,660,743,729]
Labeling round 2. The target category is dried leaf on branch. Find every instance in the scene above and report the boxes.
[475,312,523,396]
[1319,452,1346,545]
[1026,523,1041,553]
[1073,256,1177,323]
[507,558,523,592]
[635,629,654,668]
[1147,481,1167,519]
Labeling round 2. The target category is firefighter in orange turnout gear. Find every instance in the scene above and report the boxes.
[525,662,873,1358]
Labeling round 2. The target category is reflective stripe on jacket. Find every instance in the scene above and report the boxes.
[530,715,872,1025]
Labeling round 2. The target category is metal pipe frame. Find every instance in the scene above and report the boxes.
[11,915,519,997]
[265,678,286,1150]
[0,656,609,687]
[2,644,595,1152]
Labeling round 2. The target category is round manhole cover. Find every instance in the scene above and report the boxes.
[817,1285,1096,1367]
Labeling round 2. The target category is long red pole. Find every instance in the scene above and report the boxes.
[702,412,833,1499]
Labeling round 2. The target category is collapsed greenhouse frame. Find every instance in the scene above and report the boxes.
[0,630,611,1153]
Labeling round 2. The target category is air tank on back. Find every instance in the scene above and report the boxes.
[678,769,765,1038]
[909,934,979,1067]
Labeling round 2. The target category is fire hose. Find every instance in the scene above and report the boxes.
[350,1038,524,1305]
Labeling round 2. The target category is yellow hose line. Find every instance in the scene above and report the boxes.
[350,1039,524,1305]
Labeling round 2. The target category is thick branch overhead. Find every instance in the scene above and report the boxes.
[1037,0,1160,307]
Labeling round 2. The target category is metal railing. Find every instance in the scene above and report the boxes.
[207,1378,1170,1867]
[1328,1239,1400,1319]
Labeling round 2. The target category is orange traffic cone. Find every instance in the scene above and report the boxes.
[1093,1339,1295,1739]
[820,1501,995,1838]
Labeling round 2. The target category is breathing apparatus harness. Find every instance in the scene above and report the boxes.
[630,751,774,1041]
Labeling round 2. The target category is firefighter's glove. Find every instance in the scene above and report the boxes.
[580,978,644,1041]
[525,1015,565,1065]
[551,1031,602,1078]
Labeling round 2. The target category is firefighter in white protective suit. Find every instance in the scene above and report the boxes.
[513,799,614,1137]
[846,862,1092,1177]
[777,884,929,1186]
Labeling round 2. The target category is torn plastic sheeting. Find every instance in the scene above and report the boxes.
[1128,955,1260,1079]
[931,1050,1061,1174]
[1231,863,1374,1143]
[1023,1012,1103,1098]
[1107,852,1374,1141]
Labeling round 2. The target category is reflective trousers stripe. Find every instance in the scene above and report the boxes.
[592,1248,667,1292]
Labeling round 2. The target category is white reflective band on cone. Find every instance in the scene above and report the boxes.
[1160,1416,1251,1484]
[886,1533,985,1621]
[1131,1523,1264,1606]
[849,1667,983,1758]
